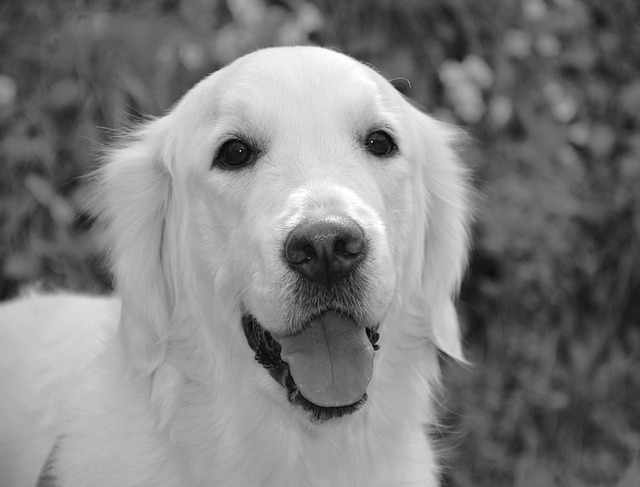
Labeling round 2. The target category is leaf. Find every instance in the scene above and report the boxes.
[516,456,558,487]
[3,252,43,280]
[46,78,81,113]
[615,460,640,487]
[562,41,598,71]
[0,73,17,108]
[588,124,616,160]
[619,81,640,121]
[24,174,75,226]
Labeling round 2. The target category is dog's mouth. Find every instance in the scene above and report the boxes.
[242,311,380,422]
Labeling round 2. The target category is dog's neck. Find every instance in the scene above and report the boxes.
[147,304,442,486]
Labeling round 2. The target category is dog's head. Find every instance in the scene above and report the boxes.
[93,46,472,423]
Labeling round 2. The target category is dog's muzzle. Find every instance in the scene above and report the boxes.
[243,216,380,422]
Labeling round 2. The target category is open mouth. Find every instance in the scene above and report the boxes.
[242,311,380,422]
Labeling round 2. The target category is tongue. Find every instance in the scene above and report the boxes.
[279,311,374,408]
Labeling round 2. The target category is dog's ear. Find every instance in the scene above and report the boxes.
[90,118,175,374]
[405,106,473,362]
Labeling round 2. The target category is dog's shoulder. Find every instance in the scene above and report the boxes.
[0,292,120,371]
[0,292,122,487]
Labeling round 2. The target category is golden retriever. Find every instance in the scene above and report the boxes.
[0,46,472,487]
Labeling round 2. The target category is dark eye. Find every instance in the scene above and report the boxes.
[365,131,397,157]
[216,139,254,168]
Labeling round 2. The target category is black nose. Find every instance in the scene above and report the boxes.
[284,217,367,286]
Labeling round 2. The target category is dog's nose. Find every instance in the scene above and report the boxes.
[284,217,366,286]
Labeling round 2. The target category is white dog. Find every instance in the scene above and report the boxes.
[0,46,472,487]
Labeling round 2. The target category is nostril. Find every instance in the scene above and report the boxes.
[334,236,364,259]
[286,242,315,265]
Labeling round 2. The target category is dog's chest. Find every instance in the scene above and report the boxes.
[185,415,436,487]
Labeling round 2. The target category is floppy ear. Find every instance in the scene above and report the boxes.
[407,107,473,362]
[91,118,175,374]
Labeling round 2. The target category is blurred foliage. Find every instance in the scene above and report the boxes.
[1,0,639,486]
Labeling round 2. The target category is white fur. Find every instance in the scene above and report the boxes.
[0,46,472,487]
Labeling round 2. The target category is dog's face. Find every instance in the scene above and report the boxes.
[185,50,412,419]
[96,47,471,424]
[187,49,405,325]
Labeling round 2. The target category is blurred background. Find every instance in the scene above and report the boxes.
[0,0,639,485]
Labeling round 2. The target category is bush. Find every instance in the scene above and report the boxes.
[1,0,638,485]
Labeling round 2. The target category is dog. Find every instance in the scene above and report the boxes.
[0,46,472,487]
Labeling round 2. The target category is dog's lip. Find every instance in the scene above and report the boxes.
[241,312,379,421]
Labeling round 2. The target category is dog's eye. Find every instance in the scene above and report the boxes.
[365,131,397,157]
[216,139,254,168]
